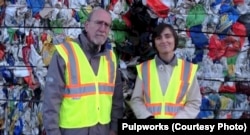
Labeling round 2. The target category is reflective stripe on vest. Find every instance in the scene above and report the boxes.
[137,59,197,118]
[55,41,117,128]
[145,103,183,116]
[63,85,114,97]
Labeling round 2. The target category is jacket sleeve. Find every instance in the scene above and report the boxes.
[110,69,124,133]
[130,77,153,119]
[42,51,65,135]
[175,74,202,118]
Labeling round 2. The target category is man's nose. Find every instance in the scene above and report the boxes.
[99,23,107,30]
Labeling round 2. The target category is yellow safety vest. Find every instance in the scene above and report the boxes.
[55,41,117,128]
[136,59,197,118]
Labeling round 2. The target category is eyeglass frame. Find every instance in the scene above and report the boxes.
[88,20,112,29]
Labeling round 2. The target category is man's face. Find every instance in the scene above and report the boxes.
[154,28,175,55]
[85,10,112,46]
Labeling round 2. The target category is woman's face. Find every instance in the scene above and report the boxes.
[154,27,175,55]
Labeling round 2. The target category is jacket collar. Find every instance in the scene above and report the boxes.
[155,54,177,67]
[76,32,108,56]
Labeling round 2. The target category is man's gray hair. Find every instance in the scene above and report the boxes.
[87,7,110,21]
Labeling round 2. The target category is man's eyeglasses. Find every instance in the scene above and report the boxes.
[90,20,112,29]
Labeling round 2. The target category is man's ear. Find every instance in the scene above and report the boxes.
[84,21,89,29]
